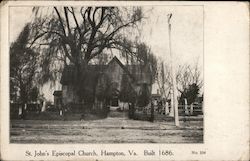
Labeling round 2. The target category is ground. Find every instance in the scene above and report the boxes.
[10,113,203,143]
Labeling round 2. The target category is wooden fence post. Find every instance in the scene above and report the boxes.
[150,101,155,122]
[201,103,203,114]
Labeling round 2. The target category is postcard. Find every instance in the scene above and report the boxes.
[0,1,249,161]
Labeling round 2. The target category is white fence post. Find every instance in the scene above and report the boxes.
[190,103,193,115]
[59,110,63,116]
[169,91,174,117]
[165,102,169,115]
[184,98,189,115]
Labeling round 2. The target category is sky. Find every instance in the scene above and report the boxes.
[9,6,203,101]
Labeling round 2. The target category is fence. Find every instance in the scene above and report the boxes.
[178,103,203,116]
[135,102,203,116]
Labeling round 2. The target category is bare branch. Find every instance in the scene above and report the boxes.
[70,7,81,35]
[64,7,71,36]
[54,7,67,37]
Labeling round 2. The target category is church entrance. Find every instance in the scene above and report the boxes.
[111,97,119,106]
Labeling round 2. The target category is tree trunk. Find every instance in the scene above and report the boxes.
[74,59,88,104]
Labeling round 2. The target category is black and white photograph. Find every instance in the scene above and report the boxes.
[9,5,204,144]
[1,1,250,161]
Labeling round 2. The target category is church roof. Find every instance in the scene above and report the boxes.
[60,56,152,85]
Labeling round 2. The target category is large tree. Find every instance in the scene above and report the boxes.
[179,83,200,105]
[28,6,144,101]
[10,24,39,105]
[155,60,171,99]
[176,62,203,104]
[135,42,157,83]
[156,59,203,105]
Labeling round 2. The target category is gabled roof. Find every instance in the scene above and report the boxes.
[107,56,135,81]
[60,56,152,85]
[108,56,152,84]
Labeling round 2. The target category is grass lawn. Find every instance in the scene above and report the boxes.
[10,114,203,143]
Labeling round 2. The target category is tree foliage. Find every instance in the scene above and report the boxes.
[29,87,39,102]
[137,83,150,107]
[135,43,158,83]
[155,61,171,99]
[119,74,136,103]
[30,7,143,74]
[156,58,203,104]
[176,62,203,94]
[179,83,200,105]
[28,6,145,100]
[95,73,110,101]
[10,24,39,104]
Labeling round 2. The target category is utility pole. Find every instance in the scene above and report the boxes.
[167,13,180,126]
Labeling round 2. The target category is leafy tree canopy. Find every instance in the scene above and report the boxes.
[28,6,144,85]
[10,23,39,104]
[180,83,199,105]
